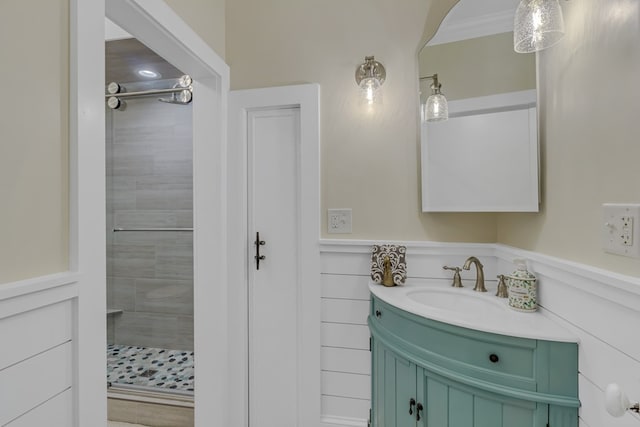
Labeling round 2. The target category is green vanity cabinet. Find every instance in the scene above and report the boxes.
[369,295,579,427]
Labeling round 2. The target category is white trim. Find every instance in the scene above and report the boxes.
[228,84,321,427]
[104,18,132,41]
[320,239,640,313]
[493,244,640,311]
[76,1,230,426]
[0,273,78,320]
[428,9,514,46]
[70,1,107,425]
[0,272,79,303]
[319,239,494,255]
[105,2,230,426]
[320,415,368,427]
[106,0,228,81]
[446,89,536,117]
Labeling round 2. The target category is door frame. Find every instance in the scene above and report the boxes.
[228,85,321,426]
[71,1,229,425]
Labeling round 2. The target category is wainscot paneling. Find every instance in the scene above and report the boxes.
[320,240,640,427]
[6,389,73,427]
[0,273,78,427]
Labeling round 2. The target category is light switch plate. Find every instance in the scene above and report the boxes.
[602,203,640,258]
[328,209,352,234]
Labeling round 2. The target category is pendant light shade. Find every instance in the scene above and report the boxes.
[514,0,565,53]
[359,76,382,105]
[425,93,448,122]
[355,56,386,106]
[421,74,448,122]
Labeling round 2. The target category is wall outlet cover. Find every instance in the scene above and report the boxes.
[602,203,640,258]
[328,209,352,234]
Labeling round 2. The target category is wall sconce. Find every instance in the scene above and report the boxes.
[355,56,386,106]
[514,0,566,53]
[420,74,448,122]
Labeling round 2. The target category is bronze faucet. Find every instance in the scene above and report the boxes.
[463,256,486,292]
[443,266,463,287]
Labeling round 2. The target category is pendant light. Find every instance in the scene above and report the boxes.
[421,74,448,122]
[514,0,565,53]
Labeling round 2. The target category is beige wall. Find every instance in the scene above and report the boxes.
[419,32,536,101]
[0,0,225,284]
[228,0,640,276]
[227,0,495,242]
[166,0,226,59]
[0,0,69,283]
[498,0,640,276]
[5,0,634,282]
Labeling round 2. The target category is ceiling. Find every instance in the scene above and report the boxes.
[105,38,184,85]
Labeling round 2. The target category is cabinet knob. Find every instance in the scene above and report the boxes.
[489,353,499,363]
[375,310,382,318]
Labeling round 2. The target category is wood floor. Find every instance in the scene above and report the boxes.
[108,398,194,427]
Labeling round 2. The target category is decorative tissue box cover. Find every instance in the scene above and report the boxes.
[370,244,407,285]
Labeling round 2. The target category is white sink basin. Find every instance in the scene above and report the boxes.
[406,288,507,316]
[369,280,577,342]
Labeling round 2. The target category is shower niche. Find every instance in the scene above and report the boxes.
[105,38,195,401]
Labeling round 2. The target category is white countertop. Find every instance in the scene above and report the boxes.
[370,280,578,343]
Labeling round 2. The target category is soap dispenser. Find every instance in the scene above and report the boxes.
[506,259,537,312]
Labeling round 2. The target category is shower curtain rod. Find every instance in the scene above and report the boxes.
[104,86,191,99]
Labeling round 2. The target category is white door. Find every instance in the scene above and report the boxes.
[248,108,300,426]
[227,85,321,427]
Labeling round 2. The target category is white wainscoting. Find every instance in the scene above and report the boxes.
[0,273,78,427]
[320,240,640,427]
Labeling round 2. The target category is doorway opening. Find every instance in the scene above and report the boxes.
[97,2,229,425]
[105,29,195,426]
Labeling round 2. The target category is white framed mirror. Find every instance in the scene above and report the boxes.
[419,0,540,212]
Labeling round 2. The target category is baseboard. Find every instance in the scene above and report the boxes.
[321,415,368,427]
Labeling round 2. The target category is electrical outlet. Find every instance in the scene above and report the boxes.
[602,204,640,257]
[328,209,352,234]
[621,216,633,246]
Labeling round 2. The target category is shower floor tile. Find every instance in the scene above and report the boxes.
[107,344,194,393]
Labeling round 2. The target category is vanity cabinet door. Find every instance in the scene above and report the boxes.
[417,368,548,427]
[371,339,417,427]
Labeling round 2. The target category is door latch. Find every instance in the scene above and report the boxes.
[255,232,266,270]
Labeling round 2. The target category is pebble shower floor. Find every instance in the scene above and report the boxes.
[107,344,194,393]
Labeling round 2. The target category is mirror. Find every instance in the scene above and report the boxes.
[419,0,539,212]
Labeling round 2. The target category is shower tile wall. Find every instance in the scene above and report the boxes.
[106,94,193,351]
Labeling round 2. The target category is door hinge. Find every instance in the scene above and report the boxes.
[368,408,372,427]
[369,337,372,352]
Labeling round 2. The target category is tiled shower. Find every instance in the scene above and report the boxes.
[105,39,194,396]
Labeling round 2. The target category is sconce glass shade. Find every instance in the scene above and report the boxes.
[514,0,565,53]
[355,56,385,106]
[359,77,382,105]
[425,93,448,122]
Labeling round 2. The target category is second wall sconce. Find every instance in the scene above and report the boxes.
[355,56,386,106]
[420,74,448,122]
[514,0,566,53]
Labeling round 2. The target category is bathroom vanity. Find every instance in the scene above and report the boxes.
[368,282,579,426]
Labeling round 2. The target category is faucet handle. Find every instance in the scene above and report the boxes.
[443,266,463,288]
[496,274,509,298]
